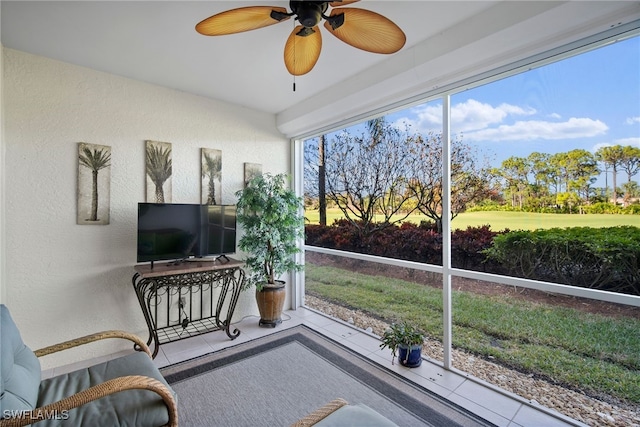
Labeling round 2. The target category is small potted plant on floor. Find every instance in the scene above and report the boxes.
[380,321,425,367]
[235,173,304,327]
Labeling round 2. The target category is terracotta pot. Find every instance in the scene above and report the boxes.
[256,280,285,328]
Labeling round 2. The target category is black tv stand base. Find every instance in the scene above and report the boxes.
[132,259,245,358]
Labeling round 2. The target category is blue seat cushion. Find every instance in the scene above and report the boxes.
[315,403,399,427]
[0,305,41,413]
[37,351,175,427]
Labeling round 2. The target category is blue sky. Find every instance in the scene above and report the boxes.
[384,34,640,186]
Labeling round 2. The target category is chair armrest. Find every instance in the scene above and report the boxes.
[34,330,152,358]
[0,375,177,427]
[291,398,349,427]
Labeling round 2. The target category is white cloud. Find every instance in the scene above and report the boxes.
[614,137,640,147]
[591,142,612,153]
[464,117,609,142]
[405,99,536,134]
[393,99,610,143]
[625,116,640,125]
[451,100,535,133]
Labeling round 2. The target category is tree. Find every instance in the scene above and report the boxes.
[563,149,598,204]
[407,133,493,232]
[496,156,529,208]
[202,151,222,205]
[304,136,329,224]
[322,119,418,235]
[621,181,640,205]
[146,143,172,203]
[78,145,111,221]
[596,145,626,205]
[318,134,327,226]
[620,145,640,206]
[556,191,581,213]
[527,152,553,197]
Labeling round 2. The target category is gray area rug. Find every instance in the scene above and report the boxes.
[161,325,495,427]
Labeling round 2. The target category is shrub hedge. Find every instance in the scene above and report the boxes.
[483,226,640,295]
[468,202,640,215]
[305,221,640,296]
[305,220,502,270]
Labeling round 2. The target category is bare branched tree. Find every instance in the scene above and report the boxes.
[407,133,494,232]
[323,118,418,235]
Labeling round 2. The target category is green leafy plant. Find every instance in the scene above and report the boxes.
[235,173,304,291]
[379,321,425,365]
[483,226,640,294]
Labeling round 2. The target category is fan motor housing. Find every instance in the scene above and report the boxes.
[290,1,329,28]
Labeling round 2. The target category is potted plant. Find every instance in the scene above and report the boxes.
[235,173,304,327]
[379,321,425,367]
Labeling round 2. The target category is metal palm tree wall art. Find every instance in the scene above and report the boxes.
[201,148,222,205]
[145,140,172,203]
[77,142,111,225]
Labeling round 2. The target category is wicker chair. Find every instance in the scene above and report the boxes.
[0,305,177,427]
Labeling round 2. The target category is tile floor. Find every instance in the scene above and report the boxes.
[44,307,586,427]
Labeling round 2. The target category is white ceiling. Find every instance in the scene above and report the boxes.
[3,1,640,136]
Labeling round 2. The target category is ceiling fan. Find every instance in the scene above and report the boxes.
[195,1,406,76]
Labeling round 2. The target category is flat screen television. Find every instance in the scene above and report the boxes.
[137,203,236,264]
[201,205,237,257]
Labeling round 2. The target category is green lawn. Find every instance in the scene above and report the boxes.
[304,208,640,231]
[305,263,640,404]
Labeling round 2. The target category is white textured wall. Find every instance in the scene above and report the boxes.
[2,48,289,368]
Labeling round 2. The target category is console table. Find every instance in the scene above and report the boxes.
[132,258,245,358]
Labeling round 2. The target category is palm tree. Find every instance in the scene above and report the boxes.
[318,134,327,226]
[202,151,221,205]
[620,146,640,206]
[596,145,626,205]
[78,144,111,221]
[146,143,172,203]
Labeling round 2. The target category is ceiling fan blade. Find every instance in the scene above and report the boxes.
[329,1,360,7]
[323,8,406,54]
[196,6,290,36]
[284,25,322,76]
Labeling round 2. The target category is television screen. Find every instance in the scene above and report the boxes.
[137,203,203,263]
[202,205,237,257]
[136,203,236,263]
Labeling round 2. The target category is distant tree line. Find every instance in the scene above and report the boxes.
[491,145,640,213]
[304,119,640,229]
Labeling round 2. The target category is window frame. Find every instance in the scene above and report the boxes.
[293,22,640,368]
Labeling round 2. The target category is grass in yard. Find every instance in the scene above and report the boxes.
[304,209,640,231]
[305,263,640,404]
